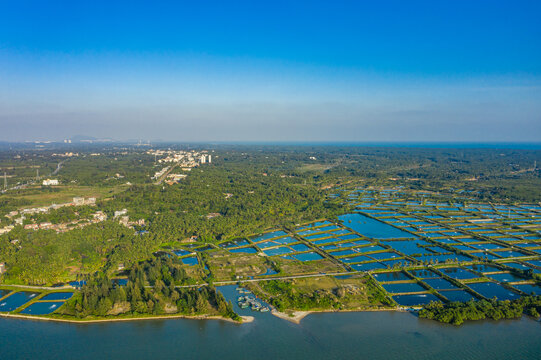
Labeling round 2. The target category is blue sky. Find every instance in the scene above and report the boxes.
[0,0,540,142]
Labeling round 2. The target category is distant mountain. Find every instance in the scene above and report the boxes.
[70,135,98,142]
[70,135,115,143]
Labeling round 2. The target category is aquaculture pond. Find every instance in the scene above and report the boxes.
[512,284,541,296]
[0,292,39,312]
[230,247,258,254]
[408,269,439,279]
[350,262,387,271]
[392,294,440,306]
[264,247,293,256]
[304,233,333,241]
[423,278,459,290]
[368,251,400,261]
[258,241,285,249]
[464,264,502,273]
[341,255,372,264]
[373,271,410,282]
[439,290,477,302]
[466,282,521,301]
[272,236,296,245]
[290,244,311,252]
[39,292,73,301]
[439,268,480,280]
[355,245,387,254]
[501,262,532,271]
[19,301,65,315]
[338,214,417,239]
[181,257,199,266]
[493,250,528,258]
[381,240,432,256]
[251,231,288,242]
[329,249,357,257]
[173,249,192,256]
[381,282,426,294]
[486,273,526,283]
[293,252,324,262]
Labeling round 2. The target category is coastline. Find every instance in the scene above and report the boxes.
[0,306,406,325]
[0,312,254,324]
[271,307,403,324]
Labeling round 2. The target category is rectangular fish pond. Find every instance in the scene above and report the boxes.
[466,282,521,301]
[422,278,459,290]
[229,246,258,254]
[393,294,440,306]
[251,230,288,242]
[292,252,324,262]
[339,213,417,239]
[373,271,411,282]
[0,291,40,312]
[486,273,527,283]
[381,282,426,293]
[439,267,480,280]
[512,284,541,296]
[263,247,294,256]
[39,292,73,301]
[439,290,477,302]
[407,269,440,279]
[350,262,387,271]
[19,301,65,315]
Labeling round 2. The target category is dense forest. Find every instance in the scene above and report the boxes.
[60,256,239,320]
[419,296,541,325]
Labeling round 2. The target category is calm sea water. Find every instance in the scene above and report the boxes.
[0,285,539,359]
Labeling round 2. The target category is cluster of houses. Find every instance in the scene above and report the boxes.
[147,149,212,166]
[0,197,98,235]
[149,149,213,184]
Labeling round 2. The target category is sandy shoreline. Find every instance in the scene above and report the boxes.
[271,307,403,324]
[0,307,406,325]
[0,312,254,324]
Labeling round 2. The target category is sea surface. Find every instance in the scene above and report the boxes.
[0,285,539,359]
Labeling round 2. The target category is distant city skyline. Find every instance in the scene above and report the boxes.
[1,1,540,142]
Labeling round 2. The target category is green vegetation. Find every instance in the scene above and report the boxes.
[60,256,239,321]
[1,222,159,285]
[1,143,540,325]
[248,276,390,312]
[419,296,541,325]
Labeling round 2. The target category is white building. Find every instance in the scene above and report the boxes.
[42,179,59,186]
[114,209,128,218]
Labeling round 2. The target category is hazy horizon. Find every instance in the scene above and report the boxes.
[1,1,540,142]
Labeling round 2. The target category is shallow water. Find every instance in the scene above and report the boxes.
[2,286,540,359]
